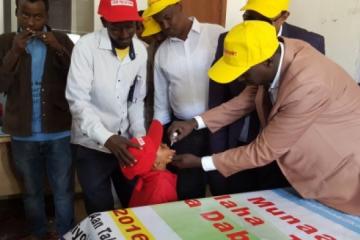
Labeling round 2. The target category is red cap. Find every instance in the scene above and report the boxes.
[98,0,143,22]
[121,120,163,179]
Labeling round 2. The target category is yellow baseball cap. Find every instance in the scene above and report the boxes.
[241,0,290,19]
[142,16,161,37]
[142,0,180,17]
[208,21,279,84]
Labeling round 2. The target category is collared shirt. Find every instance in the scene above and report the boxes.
[278,25,283,36]
[268,42,285,103]
[154,18,225,124]
[13,28,70,141]
[199,42,285,171]
[66,28,147,153]
[26,37,46,133]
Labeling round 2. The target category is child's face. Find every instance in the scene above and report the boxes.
[153,144,175,170]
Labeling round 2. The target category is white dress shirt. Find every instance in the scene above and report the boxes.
[154,18,225,124]
[199,42,285,171]
[66,28,147,153]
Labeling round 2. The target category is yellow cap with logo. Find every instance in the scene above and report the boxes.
[241,0,290,19]
[142,0,180,18]
[208,21,279,84]
[142,16,161,37]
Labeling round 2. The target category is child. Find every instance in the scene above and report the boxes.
[121,120,177,207]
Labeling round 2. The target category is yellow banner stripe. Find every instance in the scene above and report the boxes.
[109,209,155,240]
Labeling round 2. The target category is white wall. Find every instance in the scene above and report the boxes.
[225,0,246,30]
[225,0,360,82]
[94,0,101,30]
[288,0,360,82]
[11,0,16,31]
[137,0,148,10]
[71,0,93,35]
[0,0,4,34]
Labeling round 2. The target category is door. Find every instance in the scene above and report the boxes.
[48,0,71,33]
[181,0,227,26]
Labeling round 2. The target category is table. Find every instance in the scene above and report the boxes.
[63,188,360,240]
[0,135,22,196]
[0,136,82,197]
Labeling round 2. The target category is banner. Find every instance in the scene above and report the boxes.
[64,188,360,240]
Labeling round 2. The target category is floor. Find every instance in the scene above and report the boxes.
[0,194,87,240]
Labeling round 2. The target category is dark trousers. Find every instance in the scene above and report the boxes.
[74,145,135,214]
[226,140,290,193]
[207,171,229,196]
[166,125,209,200]
[225,162,290,193]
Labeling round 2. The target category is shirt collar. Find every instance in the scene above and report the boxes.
[269,42,284,91]
[278,25,283,36]
[169,17,201,41]
[98,28,136,61]
[99,28,112,50]
[190,17,201,34]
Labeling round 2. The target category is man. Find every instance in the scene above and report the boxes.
[0,0,74,239]
[140,15,166,129]
[143,0,225,199]
[66,0,147,214]
[208,0,325,194]
[169,21,360,216]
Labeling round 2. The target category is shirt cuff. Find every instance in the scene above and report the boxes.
[91,126,114,146]
[201,156,216,171]
[194,116,206,130]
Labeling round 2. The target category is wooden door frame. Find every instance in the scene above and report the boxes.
[181,0,227,27]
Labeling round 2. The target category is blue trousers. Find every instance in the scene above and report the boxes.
[11,137,74,237]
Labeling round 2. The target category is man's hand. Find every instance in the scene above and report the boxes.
[36,31,67,55]
[104,135,141,167]
[2,28,33,73]
[171,154,202,169]
[167,119,197,144]
[11,28,33,55]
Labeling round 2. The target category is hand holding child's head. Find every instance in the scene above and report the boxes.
[122,120,174,179]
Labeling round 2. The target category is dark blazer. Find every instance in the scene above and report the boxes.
[282,22,325,54]
[209,22,325,153]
